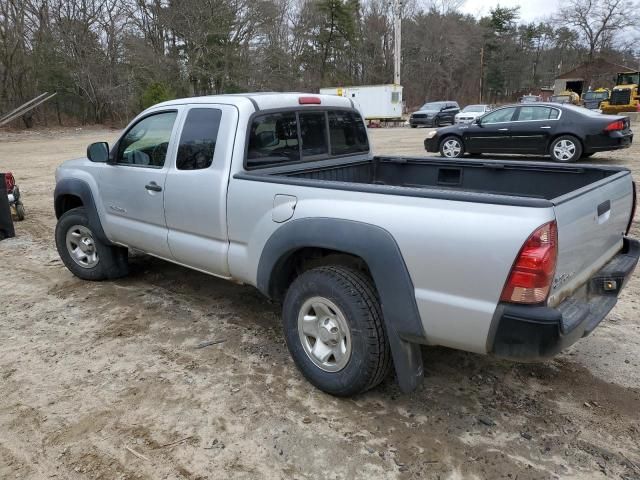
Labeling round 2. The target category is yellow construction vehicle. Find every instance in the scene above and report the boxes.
[550,90,581,105]
[600,72,640,114]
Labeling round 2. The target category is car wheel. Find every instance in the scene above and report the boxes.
[282,266,391,396]
[15,202,25,221]
[439,136,465,158]
[550,136,582,163]
[55,207,129,281]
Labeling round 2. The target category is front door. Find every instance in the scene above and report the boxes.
[163,104,238,277]
[464,107,517,152]
[95,110,179,258]
[508,106,561,154]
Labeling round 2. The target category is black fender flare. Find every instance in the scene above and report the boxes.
[257,218,425,393]
[54,178,111,245]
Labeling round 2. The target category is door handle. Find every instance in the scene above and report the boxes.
[540,126,551,129]
[498,128,509,131]
[145,182,162,192]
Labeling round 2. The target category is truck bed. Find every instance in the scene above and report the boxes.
[264,156,625,203]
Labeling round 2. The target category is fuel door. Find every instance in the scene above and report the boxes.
[272,194,297,223]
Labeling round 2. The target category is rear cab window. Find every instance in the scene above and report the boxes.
[246,109,368,169]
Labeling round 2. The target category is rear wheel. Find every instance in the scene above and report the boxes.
[14,202,25,221]
[55,207,129,281]
[550,135,582,163]
[282,266,391,396]
[439,136,465,158]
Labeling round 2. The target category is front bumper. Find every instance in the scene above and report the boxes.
[410,117,436,127]
[424,136,439,152]
[491,237,639,360]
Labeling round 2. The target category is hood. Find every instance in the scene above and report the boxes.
[55,157,91,181]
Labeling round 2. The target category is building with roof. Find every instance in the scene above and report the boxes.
[553,58,635,96]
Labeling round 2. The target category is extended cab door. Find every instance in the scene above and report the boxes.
[163,104,239,277]
[96,110,179,257]
[508,105,561,153]
[464,106,517,152]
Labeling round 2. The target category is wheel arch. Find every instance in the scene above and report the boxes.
[54,178,111,244]
[547,132,584,153]
[257,218,425,393]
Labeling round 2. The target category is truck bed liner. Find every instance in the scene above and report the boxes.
[239,156,628,205]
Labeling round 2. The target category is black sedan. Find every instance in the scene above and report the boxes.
[423,103,632,162]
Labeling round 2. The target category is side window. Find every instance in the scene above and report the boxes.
[518,106,554,121]
[299,112,328,157]
[177,108,222,170]
[329,111,369,155]
[549,108,560,120]
[117,111,177,167]
[482,107,516,124]
[247,112,299,168]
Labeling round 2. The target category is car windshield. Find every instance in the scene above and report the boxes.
[419,102,446,112]
[583,92,608,100]
[462,105,485,113]
[562,104,603,117]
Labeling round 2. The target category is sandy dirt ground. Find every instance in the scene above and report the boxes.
[0,125,639,480]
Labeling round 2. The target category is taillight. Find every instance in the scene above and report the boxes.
[4,172,15,192]
[299,96,321,105]
[604,120,625,132]
[627,181,637,235]
[500,221,558,304]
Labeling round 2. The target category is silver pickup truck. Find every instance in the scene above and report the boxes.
[54,93,639,396]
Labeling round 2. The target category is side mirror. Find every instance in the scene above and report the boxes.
[87,142,109,163]
[474,118,482,127]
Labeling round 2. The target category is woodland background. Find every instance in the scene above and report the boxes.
[1,0,638,126]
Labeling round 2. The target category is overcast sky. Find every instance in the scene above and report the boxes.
[460,0,561,22]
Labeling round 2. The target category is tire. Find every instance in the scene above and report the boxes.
[55,207,128,281]
[439,136,465,158]
[15,202,25,221]
[282,266,391,396]
[549,135,582,163]
[410,124,417,128]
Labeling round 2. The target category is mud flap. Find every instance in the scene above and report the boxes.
[385,326,424,393]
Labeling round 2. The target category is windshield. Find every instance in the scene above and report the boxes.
[617,73,640,85]
[562,104,603,117]
[419,102,446,112]
[583,91,608,100]
[462,105,485,112]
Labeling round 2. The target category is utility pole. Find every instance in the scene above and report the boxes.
[479,46,484,103]
[393,0,402,85]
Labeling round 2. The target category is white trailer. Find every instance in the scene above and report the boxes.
[319,84,403,121]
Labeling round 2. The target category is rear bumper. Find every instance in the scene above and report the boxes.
[491,237,639,360]
[587,131,633,152]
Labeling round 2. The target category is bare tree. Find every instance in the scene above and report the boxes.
[557,0,638,61]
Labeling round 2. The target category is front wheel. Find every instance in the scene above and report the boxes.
[439,136,465,158]
[550,135,582,163]
[14,202,25,221]
[55,207,129,281]
[282,266,391,396]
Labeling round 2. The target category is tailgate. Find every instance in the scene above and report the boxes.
[549,171,634,306]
